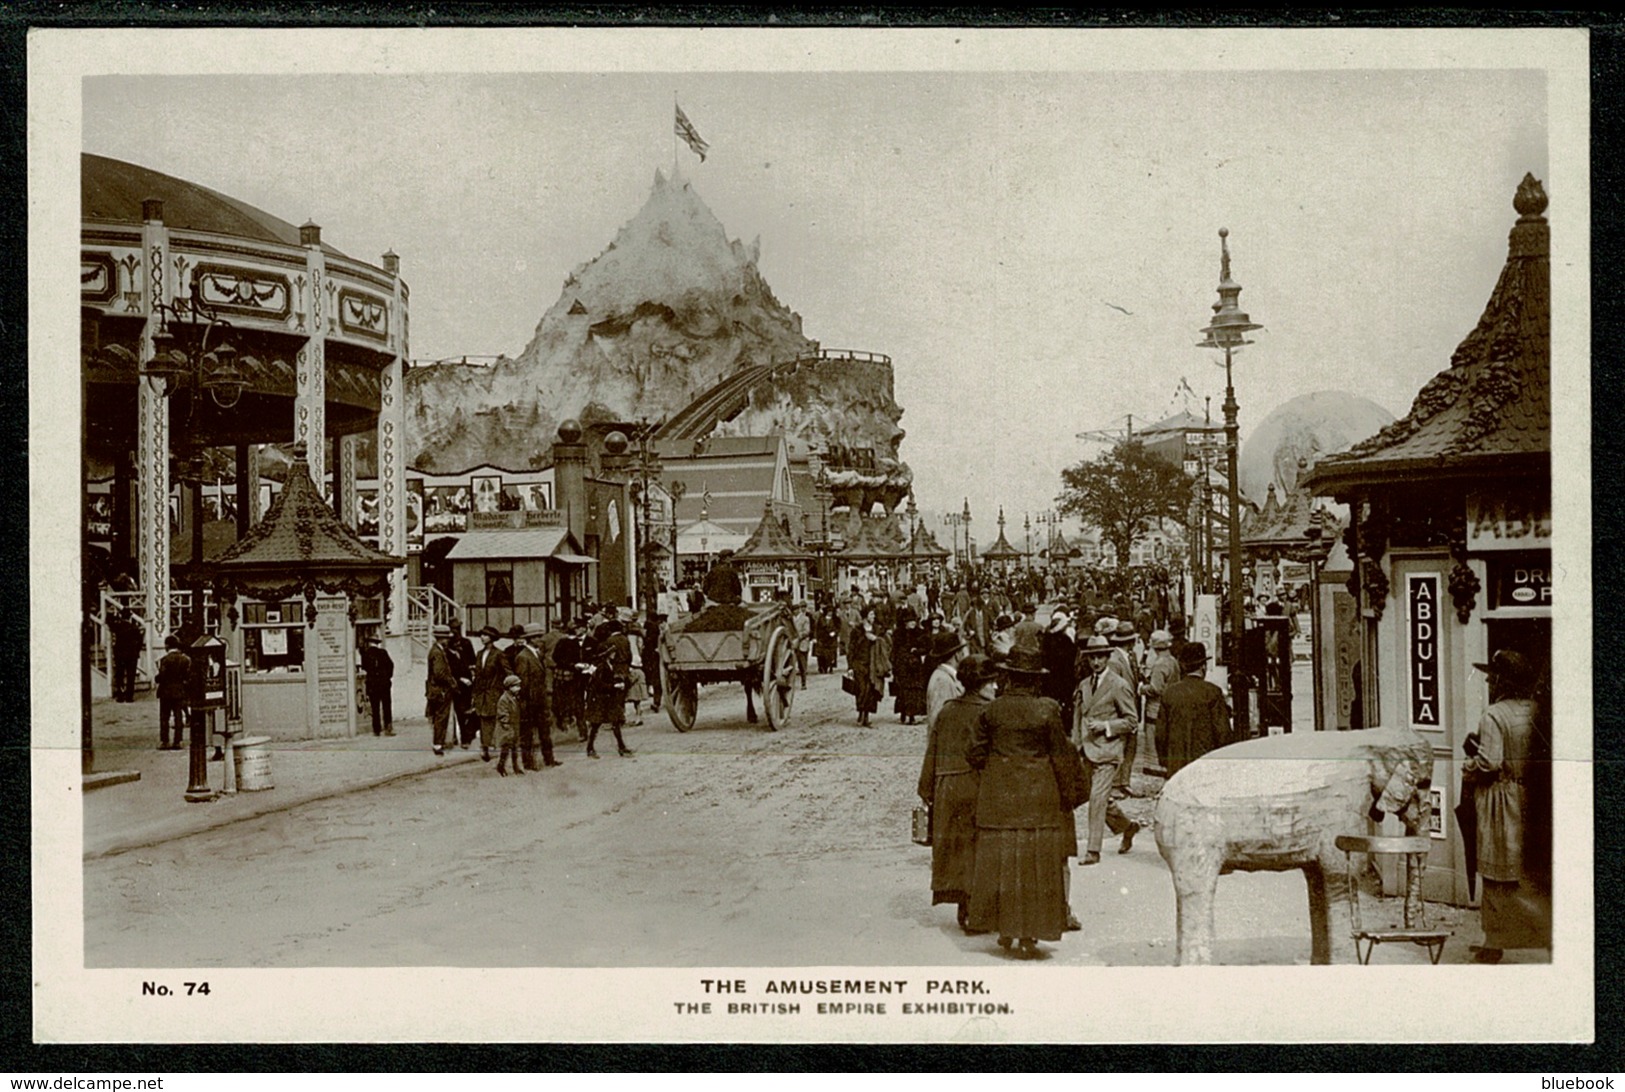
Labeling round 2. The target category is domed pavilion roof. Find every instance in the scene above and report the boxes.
[82,152,351,259]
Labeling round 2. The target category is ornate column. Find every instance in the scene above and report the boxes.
[378,250,409,635]
[137,199,171,636]
[337,433,359,526]
[296,221,327,486]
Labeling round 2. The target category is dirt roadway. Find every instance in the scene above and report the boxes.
[83,669,1478,968]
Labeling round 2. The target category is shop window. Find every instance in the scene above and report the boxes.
[241,598,306,674]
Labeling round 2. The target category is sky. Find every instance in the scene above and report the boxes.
[76,32,1559,540]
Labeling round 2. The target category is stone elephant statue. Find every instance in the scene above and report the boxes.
[1153,725,1434,965]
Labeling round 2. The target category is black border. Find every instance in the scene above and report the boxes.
[3,4,1621,1074]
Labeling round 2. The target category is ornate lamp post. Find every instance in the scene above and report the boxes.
[961,498,973,568]
[138,295,254,801]
[1197,227,1263,740]
[626,419,663,636]
[1024,512,1033,573]
[942,511,963,569]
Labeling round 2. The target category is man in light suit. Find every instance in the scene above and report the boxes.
[1073,635,1142,865]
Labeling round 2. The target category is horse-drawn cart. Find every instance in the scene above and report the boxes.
[659,602,798,731]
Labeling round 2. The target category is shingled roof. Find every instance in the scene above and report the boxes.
[837,517,904,562]
[1241,481,1321,553]
[1305,174,1551,494]
[215,454,402,574]
[733,503,814,563]
[907,524,952,559]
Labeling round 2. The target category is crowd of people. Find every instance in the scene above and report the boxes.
[417,606,662,771]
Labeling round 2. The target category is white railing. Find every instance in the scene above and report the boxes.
[406,585,464,660]
[92,588,219,693]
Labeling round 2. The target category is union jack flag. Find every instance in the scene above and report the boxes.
[675,104,709,162]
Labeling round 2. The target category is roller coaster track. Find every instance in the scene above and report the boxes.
[652,349,891,442]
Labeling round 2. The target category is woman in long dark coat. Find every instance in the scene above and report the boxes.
[966,632,1086,958]
[919,655,994,931]
[893,608,929,725]
[849,607,880,726]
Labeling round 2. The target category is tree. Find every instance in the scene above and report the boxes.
[1057,439,1193,570]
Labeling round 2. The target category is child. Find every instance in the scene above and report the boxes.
[495,674,524,776]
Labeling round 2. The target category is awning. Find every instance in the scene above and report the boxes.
[552,552,599,565]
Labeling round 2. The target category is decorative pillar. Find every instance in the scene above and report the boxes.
[336,433,359,525]
[296,221,327,486]
[552,419,588,545]
[137,199,171,637]
[113,448,134,574]
[379,250,409,638]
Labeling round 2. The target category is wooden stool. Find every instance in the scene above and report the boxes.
[1334,834,1450,965]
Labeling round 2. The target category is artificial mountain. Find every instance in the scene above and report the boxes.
[406,168,910,489]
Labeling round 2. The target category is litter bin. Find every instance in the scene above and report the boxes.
[232,736,274,791]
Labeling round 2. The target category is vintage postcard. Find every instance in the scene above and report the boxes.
[30,25,1592,1043]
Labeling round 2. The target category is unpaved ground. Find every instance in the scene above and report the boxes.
[84,669,1482,968]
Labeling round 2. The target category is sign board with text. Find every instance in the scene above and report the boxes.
[312,595,353,736]
[1466,491,1551,552]
[1486,553,1553,610]
[1407,574,1442,730]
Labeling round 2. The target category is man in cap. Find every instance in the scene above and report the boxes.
[925,629,969,730]
[359,632,395,737]
[1073,635,1141,864]
[445,617,478,750]
[791,601,812,689]
[471,625,507,762]
[425,624,457,755]
[515,622,558,769]
[1156,641,1230,779]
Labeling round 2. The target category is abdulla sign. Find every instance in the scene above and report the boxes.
[1407,575,1441,729]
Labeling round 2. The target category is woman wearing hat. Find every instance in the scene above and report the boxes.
[493,674,525,776]
[585,618,635,758]
[925,629,969,730]
[848,606,889,727]
[918,654,995,931]
[892,607,929,725]
[1462,649,1551,962]
[966,631,1087,956]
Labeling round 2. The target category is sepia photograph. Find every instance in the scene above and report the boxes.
[29,24,1592,1044]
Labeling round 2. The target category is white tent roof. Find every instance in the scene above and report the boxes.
[675,518,749,555]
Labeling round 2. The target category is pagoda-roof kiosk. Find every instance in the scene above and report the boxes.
[211,449,403,740]
[1302,174,1553,908]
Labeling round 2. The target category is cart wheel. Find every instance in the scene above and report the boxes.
[662,660,697,732]
[762,626,797,732]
